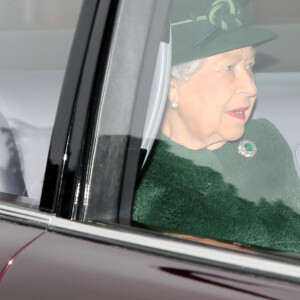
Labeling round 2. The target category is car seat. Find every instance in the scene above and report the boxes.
[0,112,27,197]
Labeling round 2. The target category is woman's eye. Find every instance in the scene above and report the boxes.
[222,65,233,72]
[246,63,255,70]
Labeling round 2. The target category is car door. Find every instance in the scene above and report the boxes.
[1,1,300,299]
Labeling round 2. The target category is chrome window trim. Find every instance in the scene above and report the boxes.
[1,200,300,281]
[50,218,300,281]
[0,202,52,226]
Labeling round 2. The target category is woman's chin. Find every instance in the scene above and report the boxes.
[222,127,245,142]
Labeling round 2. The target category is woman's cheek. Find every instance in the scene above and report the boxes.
[247,98,256,117]
[216,71,235,86]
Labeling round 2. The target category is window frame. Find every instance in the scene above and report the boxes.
[40,0,118,218]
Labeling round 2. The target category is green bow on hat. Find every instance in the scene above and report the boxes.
[171,0,277,66]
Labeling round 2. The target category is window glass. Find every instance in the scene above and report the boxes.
[0,0,82,203]
[132,0,300,254]
[78,0,170,223]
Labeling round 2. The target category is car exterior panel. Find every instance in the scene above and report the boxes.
[0,230,300,299]
[0,221,44,278]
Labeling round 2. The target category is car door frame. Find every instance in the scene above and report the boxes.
[40,0,119,219]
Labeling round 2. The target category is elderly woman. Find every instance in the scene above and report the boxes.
[132,0,300,252]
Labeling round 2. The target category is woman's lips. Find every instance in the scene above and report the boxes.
[226,107,248,120]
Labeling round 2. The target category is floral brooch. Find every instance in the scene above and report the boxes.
[238,140,257,158]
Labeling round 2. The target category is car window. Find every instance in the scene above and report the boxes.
[72,0,171,222]
[132,0,300,254]
[81,0,300,255]
[0,0,82,204]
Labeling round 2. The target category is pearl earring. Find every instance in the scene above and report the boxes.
[169,100,178,110]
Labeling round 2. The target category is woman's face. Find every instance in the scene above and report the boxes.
[167,46,257,150]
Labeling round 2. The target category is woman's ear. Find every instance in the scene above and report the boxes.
[168,78,179,103]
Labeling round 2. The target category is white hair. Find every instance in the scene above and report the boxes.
[170,58,205,82]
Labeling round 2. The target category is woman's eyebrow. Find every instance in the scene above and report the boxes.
[213,55,241,64]
[215,53,256,64]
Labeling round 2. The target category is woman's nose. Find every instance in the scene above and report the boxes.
[237,69,257,98]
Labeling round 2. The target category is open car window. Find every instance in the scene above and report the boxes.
[0,0,82,205]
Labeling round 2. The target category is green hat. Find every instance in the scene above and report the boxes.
[171,0,277,66]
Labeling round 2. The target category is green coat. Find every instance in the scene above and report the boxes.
[132,119,300,252]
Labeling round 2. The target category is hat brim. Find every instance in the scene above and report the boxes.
[172,26,277,66]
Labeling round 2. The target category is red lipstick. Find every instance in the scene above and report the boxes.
[226,107,248,120]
